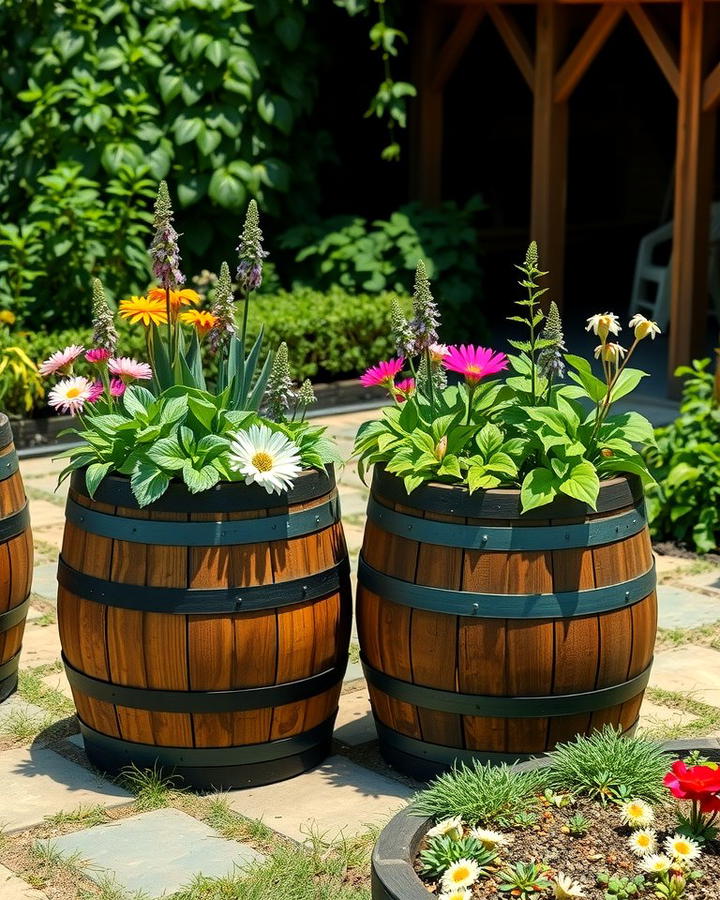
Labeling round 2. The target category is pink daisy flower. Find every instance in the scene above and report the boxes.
[359,357,405,388]
[39,345,85,377]
[87,381,105,403]
[108,357,153,383]
[442,345,509,384]
[394,378,416,403]
[110,378,126,397]
[85,348,111,364]
[48,376,94,415]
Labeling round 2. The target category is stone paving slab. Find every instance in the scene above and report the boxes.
[0,697,50,734]
[43,807,264,898]
[0,864,48,900]
[19,622,62,669]
[41,669,73,700]
[30,564,58,605]
[0,747,132,832]
[334,690,376,746]
[657,585,720,629]
[226,754,412,842]
[650,646,720,707]
[677,568,720,595]
[638,699,700,735]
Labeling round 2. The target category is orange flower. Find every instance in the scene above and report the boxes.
[118,296,168,327]
[179,309,219,335]
[147,287,201,309]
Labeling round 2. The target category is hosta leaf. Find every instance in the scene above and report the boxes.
[131,463,170,507]
[520,467,558,513]
[558,461,600,508]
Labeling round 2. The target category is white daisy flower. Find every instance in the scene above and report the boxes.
[628,829,657,856]
[426,815,464,841]
[620,799,654,828]
[438,891,472,900]
[228,424,302,495]
[48,376,95,415]
[640,853,673,874]
[468,826,509,849]
[586,312,621,339]
[664,833,701,864]
[628,314,662,341]
[553,873,586,899]
[440,859,482,891]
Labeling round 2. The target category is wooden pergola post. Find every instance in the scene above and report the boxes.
[413,2,444,205]
[531,3,568,307]
[669,0,718,392]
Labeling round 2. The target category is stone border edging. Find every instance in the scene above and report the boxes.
[370,738,720,900]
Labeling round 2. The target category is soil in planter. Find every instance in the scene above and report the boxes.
[414,799,720,899]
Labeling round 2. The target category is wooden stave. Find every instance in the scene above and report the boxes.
[57,470,352,787]
[0,415,33,702]
[357,469,657,774]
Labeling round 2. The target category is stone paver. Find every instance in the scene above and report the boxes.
[30,564,58,605]
[41,669,73,700]
[638,699,700,734]
[678,568,720,595]
[0,747,132,832]
[655,555,699,579]
[0,696,50,734]
[650,646,720,707]
[335,691,376,746]
[226,754,411,842]
[657,584,720,629]
[44,808,263,898]
[0,864,48,900]
[19,621,62,669]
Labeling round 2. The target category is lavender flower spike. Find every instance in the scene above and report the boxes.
[207,261,236,352]
[91,278,118,352]
[236,199,268,295]
[408,259,440,354]
[150,180,184,288]
[265,342,295,422]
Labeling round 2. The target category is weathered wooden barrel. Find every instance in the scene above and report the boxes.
[0,414,33,703]
[57,466,352,789]
[357,466,657,779]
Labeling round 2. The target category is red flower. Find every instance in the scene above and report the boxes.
[663,760,720,802]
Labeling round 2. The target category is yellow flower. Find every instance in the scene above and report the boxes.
[0,310,16,325]
[628,314,662,341]
[147,287,201,309]
[118,296,168,327]
[586,312,621,341]
[179,309,219,335]
[594,342,627,364]
[628,829,657,856]
[664,833,700,864]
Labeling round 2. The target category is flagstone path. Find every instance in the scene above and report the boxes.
[2,408,720,898]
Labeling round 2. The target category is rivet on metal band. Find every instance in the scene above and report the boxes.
[65,496,340,546]
[366,497,647,551]
[357,556,656,619]
[362,654,653,718]
[0,448,19,482]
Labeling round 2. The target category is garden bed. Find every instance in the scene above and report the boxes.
[372,738,720,900]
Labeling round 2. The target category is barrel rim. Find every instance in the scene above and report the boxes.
[70,463,336,512]
[372,464,642,519]
[0,413,12,449]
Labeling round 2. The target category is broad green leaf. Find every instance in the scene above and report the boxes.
[85,462,113,498]
[558,461,600,508]
[131,463,170,507]
[146,436,186,471]
[182,460,220,493]
[476,423,504,459]
[610,367,649,402]
[520,467,558,513]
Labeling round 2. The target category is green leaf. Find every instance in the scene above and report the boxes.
[257,92,293,135]
[85,462,113,498]
[558,461,600,508]
[182,460,220,493]
[208,167,247,210]
[467,467,501,493]
[146,436,186,471]
[123,385,153,418]
[160,394,188,426]
[205,39,228,67]
[610,367,649,402]
[520,467,558,513]
[476,423,503,459]
[131,463,170,507]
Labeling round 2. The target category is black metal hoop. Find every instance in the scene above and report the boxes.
[0,448,19,482]
[0,504,30,543]
[0,596,30,633]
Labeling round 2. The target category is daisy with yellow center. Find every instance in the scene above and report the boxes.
[628,829,657,856]
[586,312,621,341]
[620,799,654,828]
[147,287,201,309]
[664,833,701,864]
[228,424,302,495]
[427,816,464,841]
[468,827,508,849]
[118,296,168,327]
[440,859,481,892]
[640,853,672,875]
[179,310,219,335]
[439,891,472,900]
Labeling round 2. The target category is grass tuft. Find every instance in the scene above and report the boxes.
[43,805,109,828]
[119,763,182,810]
[412,761,546,826]
[548,726,670,802]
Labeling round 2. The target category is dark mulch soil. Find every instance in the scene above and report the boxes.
[653,541,720,565]
[415,799,720,898]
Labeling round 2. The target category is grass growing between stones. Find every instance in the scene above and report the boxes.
[644,686,720,738]
[0,707,53,746]
[656,620,720,650]
[118,764,182,811]
[18,664,75,719]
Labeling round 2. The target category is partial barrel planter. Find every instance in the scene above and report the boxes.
[57,466,352,789]
[0,414,33,702]
[356,465,657,779]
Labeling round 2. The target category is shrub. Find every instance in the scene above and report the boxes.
[645,357,720,553]
[548,727,670,803]
[412,761,546,827]
[279,197,487,338]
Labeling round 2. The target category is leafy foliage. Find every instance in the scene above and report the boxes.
[645,358,720,553]
[412,761,546,827]
[497,862,552,899]
[0,330,43,414]
[418,834,496,878]
[596,872,647,899]
[548,727,671,804]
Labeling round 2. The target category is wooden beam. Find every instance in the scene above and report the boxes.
[626,4,679,96]
[554,5,624,102]
[432,7,486,90]
[531,3,568,308]
[703,58,720,109]
[668,0,717,392]
[412,1,445,205]
[486,4,535,89]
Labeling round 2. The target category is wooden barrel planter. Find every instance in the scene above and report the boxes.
[0,414,33,703]
[57,466,352,789]
[357,465,657,779]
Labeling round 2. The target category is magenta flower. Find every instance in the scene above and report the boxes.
[85,348,111,364]
[110,378,126,397]
[442,345,509,384]
[359,358,405,388]
[87,381,105,404]
[394,378,416,403]
[108,357,153,383]
[39,345,85,377]
[48,376,94,415]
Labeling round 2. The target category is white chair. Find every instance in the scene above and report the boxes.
[629,202,720,330]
